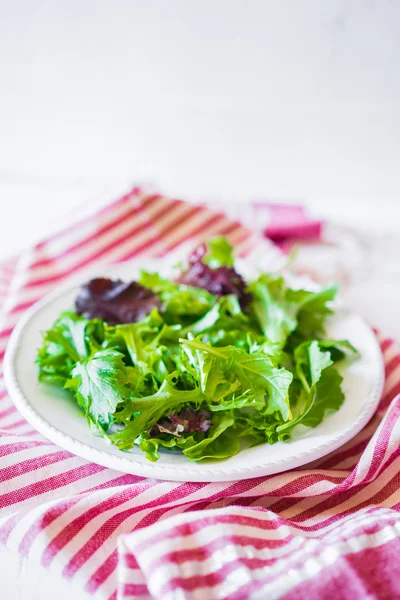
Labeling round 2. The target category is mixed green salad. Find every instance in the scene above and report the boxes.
[36,237,358,462]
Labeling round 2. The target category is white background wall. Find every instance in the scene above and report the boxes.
[1,0,400,258]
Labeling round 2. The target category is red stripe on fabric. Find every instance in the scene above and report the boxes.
[117,205,212,262]
[85,549,118,593]
[290,450,400,527]
[21,197,179,290]
[119,207,243,263]
[165,218,246,256]
[0,463,105,510]
[134,477,266,536]
[0,389,9,401]
[82,473,145,494]
[5,298,36,314]
[150,531,293,572]
[181,500,222,514]
[280,537,400,600]
[188,470,345,526]
[215,496,267,513]
[60,483,206,578]
[40,481,159,567]
[381,338,395,353]
[140,193,163,208]
[385,354,400,376]
[145,204,205,241]
[266,472,346,498]
[0,450,71,483]
[157,559,261,597]
[18,495,86,557]
[29,194,181,274]
[155,514,400,600]
[99,489,266,594]
[0,514,20,544]
[316,437,372,471]
[32,197,156,269]
[18,469,144,556]
[0,441,54,458]
[358,399,400,484]
[164,220,247,258]
[0,327,13,339]
[118,584,149,598]
[230,522,400,600]
[133,511,285,555]
[35,480,157,566]
[34,188,142,249]
[0,418,28,431]
[382,380,400,408]
[134,465,400,569]
[18,212,148,289]
[283,464,400,535]
[6,429,38,438]
[120,553,139,570]
[0,405,16,420]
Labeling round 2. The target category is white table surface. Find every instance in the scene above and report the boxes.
[1,1,400,598]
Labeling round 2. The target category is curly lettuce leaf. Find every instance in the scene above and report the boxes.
[295,285,339,338]
[139,271,216,324]
[279,340,346,432]
[181,338,293,421]
[248,274,338,347]
[37,312,104,386]
[109,373,203,450]
[65,349,131,430]
[182,415,239,461]
[294,340,333,390]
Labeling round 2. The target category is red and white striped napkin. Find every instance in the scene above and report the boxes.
[1,188,399,600]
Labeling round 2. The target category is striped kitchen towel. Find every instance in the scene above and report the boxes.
[0,188,399,600]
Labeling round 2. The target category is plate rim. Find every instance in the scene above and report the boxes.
[4,264,385,482]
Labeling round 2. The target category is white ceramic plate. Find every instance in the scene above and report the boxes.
[4,260,384,482]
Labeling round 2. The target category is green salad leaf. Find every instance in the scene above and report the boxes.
[202,236,234,268]
[183,415,239,460]
[65,349,130,430]
[138,271,215,324]
[36,312,104,385]
[36,236,358,462]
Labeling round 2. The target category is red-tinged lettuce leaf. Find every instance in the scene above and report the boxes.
[148,407,211,438]
[178,237,251,309]
[178,261,251,310]
[138,270,216,325]
[170,407,211,433]
[75,278,161,325]
[108,373,204,450]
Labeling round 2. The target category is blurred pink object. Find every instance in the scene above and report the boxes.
[253,202,323,247]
